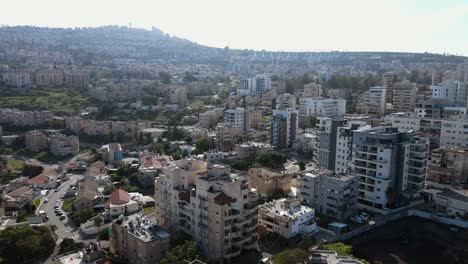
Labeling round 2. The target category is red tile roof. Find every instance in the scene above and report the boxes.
[106,189,130,206]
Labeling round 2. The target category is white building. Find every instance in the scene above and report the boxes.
[431,80,468,108]
[258,198,316,238]
[358,86,387,115]
[299,98,346,117]
[49,134,79,156]
[335,121,370,173]
[224,107,247,131]
[440,117,468,148]
[297,170,359,220]
[392,82,417,112]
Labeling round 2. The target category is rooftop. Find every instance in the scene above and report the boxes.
[117,214,169,243]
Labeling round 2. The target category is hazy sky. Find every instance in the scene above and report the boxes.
[2,0,468,55]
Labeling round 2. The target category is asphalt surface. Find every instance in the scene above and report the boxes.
[38,175,80,241]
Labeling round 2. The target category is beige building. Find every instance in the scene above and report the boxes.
[25,130,48,152]
[258,198,316,238]
[428,148,468,185]
[199,110,219,129]
[110,214,170,264]
[392,82,417,112]
[234,142,274,160]
[35,69,64,87]
[249,168,292,198]
[49,133,79,156]
[154,160,258,261]
[64,70,90,88]
[247,109,262,130]
[215,123,243,150]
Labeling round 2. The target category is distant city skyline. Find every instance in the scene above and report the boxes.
[2,0,468,55]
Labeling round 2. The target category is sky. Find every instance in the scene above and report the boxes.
[2,0,468,55]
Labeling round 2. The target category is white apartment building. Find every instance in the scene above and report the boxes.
[335,121,370,173]
[239,74,271,95]
[275,93,297,110]
[352,127,428,213]
[384,112,422,131]
[440,117,468,148]
[258,198,316,238]
[2,70,33,87]
[224,107,247,130]
[431,81,468,107]
[303,82,322,98]
[271,109,299,149]
[358,86,387,115]
[299,98,346,117]
[154,160,258,261]
[199,109,222,128]
[49,134,79,156]
[297,170,359,220]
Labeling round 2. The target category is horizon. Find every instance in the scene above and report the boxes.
[2,0,468,56]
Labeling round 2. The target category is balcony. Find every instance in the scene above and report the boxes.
[224,246,241,258]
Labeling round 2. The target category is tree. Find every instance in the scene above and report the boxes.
[256,152,286,168]
[298,161,306,171]
[59,238,84,254]
[160,240,203,264]
[22,164,44,178]
[71,209,96,224]
[94,215,103,247]
[0,226,55,263]
[172,151,182,160]
[271,248,308,264]
[195,138,212,152]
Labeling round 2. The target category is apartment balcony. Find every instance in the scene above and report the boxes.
[243,239,257,250]
[233,235,251,246]
[224,246,241,259]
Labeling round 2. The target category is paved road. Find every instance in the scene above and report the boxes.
[38,175,80,241]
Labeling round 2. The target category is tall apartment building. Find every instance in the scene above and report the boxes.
[358,86,387,115]
[431,81,468,108]
[271,109,298,149]
[247,109,262,130]
[2,70,33,87]
[299,98,346,117]
[352,127,429,213]
[239,74,271,95]
[440,117,468,148]
[109,214,170,264]
[0,109,53,127]
[248,168,292,198]
[64,70,90,88]
[428,148,468,185]
[335,121,371,173]
[49,133,79,156]
[258,198,316,238]
[215,123,243,150]
[316,118,347,171]
[392,82,417,112]
[154,160,258,261]
[224,107,247,131]
[25,130,48,152]
[297,170,359,220]
[35,69,64,87]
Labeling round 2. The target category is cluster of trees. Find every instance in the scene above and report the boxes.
[256,152,286,168]
[160,240,203,264]
[22,164,44,178]
[59,238,84,254]
[70,208,97,224]
[0,226,55,263]
[323,75,380,92]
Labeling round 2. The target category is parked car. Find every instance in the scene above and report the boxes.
[43,198,49,203]
[59,216,66,220]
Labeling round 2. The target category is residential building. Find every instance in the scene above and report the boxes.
[428,148,468,185]
[4,186,35,210]
[49,133,79,156]
[254,74,271,94]
[2,69,33,87]
[105,189,140,218]
[431,80,468,108]
[215,123,243,150]
[392,82,417,112]
[440,117,468,148]
[154,160,258,261]
[35,69,64,87]
[74,180,99,211]
[299,98,346,117]
[271,109,298,149]
[258,198,316,238]
[234,142,274,160]
[335,121,370,173]
[25,130,48,152]
[352,127,429,213]
[199,109,222,129]
[247,109,262,130]
[275,93,296,110]
[316,117,347,171]
[434,189,468,217]
[0,108,53,127]
[303,82,322,97]
[309,250,365,264]
[224,107,247,131]
[249,168,292,198]
[101,143,123,163]
[358,86,387,115]
[64,70,90,88]
[110,214,170,264]
[297,170,359,220]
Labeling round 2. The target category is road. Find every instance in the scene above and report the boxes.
[38,175,81,241]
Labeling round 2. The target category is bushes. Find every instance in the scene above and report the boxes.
[70,209,97,224]
[256,152,286,168]
[62,197,75,212]
[59,238,84,254]
[272,248,308,264]
[160,240,203,264]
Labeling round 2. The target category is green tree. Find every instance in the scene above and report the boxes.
[195,138,212,152]
[298,161,306,171]
[160,240,203,264]
[256,152,286,168]
[22,164,44,178]
[172,150,182,160]
[59,238,84,254]
[71,209,96,224]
